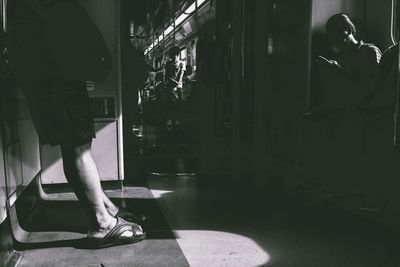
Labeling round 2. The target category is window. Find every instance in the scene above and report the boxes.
[190,39,197,68]
[392,0,398,44]
[145,0,211,55]
[180,48,187,61]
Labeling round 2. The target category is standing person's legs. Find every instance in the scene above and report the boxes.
[101,191,119,217]
[61,141,144,223]
[60,141,132,238]
[7,7,144,247]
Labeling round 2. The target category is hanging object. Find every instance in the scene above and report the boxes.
[129,19,135,39]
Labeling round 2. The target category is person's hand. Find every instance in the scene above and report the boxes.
[315,55,339,66]
[169,78,179,85]
[315,55,329,64]
[315,56,337,65]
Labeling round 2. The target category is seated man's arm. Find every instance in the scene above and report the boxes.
[315,55,355,78]
[361,46,395,108]
[165,61,178,86]
[168,78,179,85]
[358,45,381,86]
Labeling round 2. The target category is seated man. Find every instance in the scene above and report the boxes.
[315,13,382,109]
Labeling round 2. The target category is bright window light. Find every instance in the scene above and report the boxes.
[146,0,209,56]
[175,13,188,26]
[180,48,187,60]
[164,25,173,36]
[197,0,206,8]
[184,2,196,14]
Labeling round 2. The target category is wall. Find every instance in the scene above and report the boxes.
[365,0,394,50]
[312,0,366,31]
[41,122,119,184]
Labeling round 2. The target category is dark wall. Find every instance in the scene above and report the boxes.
[365,0,394,50]
[121,0,148,147]
[268,0,313,164]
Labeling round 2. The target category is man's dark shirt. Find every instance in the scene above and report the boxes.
[337,41,382,87]
[367,44,399,107]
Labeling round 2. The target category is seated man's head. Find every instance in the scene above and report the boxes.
[169,46,181,61]
[325,13,357,54]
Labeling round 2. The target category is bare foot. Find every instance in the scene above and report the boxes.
[88,217,134,238]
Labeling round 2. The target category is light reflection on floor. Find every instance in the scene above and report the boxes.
[147,174,400,267]
[173,230,270,267]
[41,187,173,201]
[148,176,272,267]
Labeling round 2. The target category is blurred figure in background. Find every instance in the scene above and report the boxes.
[164,46,186,128]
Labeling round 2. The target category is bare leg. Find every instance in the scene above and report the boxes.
[62,157,120,218]
[102,190,119,217]
[61,141,132,238]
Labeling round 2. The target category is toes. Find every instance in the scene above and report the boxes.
[120,230,134,238]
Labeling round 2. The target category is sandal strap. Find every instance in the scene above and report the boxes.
[104,217,132,239]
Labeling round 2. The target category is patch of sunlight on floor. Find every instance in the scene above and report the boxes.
[174,230,271,267]
[150,189,174,199]
[42,186,158,201]
[41,187,174,202]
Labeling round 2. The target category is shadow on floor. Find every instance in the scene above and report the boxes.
[146,175,400,267]
[13,186,190,267]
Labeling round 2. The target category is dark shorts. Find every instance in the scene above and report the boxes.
[7,11,95,147]
[25,80,96,147]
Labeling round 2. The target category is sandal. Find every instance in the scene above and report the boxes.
[87,217,146,249]
[116,207,147,224]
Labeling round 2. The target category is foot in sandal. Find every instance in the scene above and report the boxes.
[87,217,145,248]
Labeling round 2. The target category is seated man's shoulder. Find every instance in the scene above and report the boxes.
[358,43,382,62]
